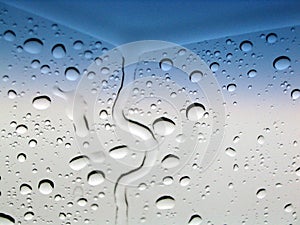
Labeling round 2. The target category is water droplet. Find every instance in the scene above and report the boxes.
[51,44,66,59]
[186,103,205,121]
[225,147,236,157]
[273,56,291,70]
[189,70,203,83]
[32,96,51,110]
[7,90,17,99]
[240,40,253,52]
[295,167,300,176]
[99,109,108,119]
[284,203,294,213]
[109,145,129,159]
[210,62,219,72]
[28,139,37,147]
[17,153,26,162]
[87,171,105,186]
[65,67,80,81]
[24,212,34,221]
[161,154,180,169]
[227,83,236,92]
[155,196,175,210]
[163,176,174,185]
[188,214,203,225]
[266,33,277,43]
[69,155,89,171]
[257,135,265,145]
[20,184,32,195]
[247,69,257,78]
[179,176,190,186]
[153,117,175,136]
[77,198,88,206]
[256,188,267,199]
[159,58,173,71]
[73,40,83,50]
[0,212,15,225]
[3,30,16,42]
[16,124,28,134]
[38,179,54,195]
[23,38,43,54]
[291,89,300,100]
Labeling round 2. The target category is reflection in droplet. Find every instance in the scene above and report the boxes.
[38,179,54,195]
[210,62,219,72]
[32,96,51,110]
[186,103,205,121]
[155,196,175,210]
[257,135,265,145]
[153,117,175,136]
[227,83,236,92]
[247,69,257,78]
[273,56,291,70]
[23,38,43,54]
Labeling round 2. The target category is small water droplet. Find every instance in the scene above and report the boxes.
[227,83,236,92]
[159,58,173,71]
[69,155,89,171]
[155,196,175,210]
[247,69,257,78]
[179,176,191,186]
[38,179,54,195]
[225,147,236,157]
[189,71,203,83]
[256,188,267,199]
[186,103,205,121]
[109,146,129,159]
[23,38,43,54]
[273,56,291,70]
[161,154,180,169]
[32,96,51,110]
[295,167,300,176]
[3,30,16,42]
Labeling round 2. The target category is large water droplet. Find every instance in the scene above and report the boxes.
[210,62,219,72]
[247,69,257,78]
[3,30,16,42]
[23,38,43,54]
[155,196,175,210]
[51,44,66,59]
[273,56,291,70]
[153,117,175,136]
[0,213,15,225]
[159,58,173,71]
[109,145,129,159]
[291,89,300,100]
[161,154,180,169]
[65,67,80,81]
[69,155,89,171]
[256,188,267,199]
[284,203,294,213]
[240,40,253,52]
[266,33,277,43]
[16,124,28,134]
[188,214,203,225]
[20,184,32,195]
[87,171,105,186]
[227,83,236,92]
[38,179,54,195]
[32,96,51,110]
[186,103,205,121]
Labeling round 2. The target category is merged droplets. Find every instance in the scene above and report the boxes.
[153,117,175,136]
[3,30,16,42]
[0,213,15,225]
[256,188,267,199]
[87,171,105,186]
[38,179,54,195]
[273,56,291,70]
[240,40,253,52]
[284,203,294,213]
[188,214,203,225]
[65,67,80,81]
[291,89,300,100]
[51,44,66,59]
[155,196,175,210]
[23,38,43,54]
[186,103,205,121]
[32,95,51,110]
